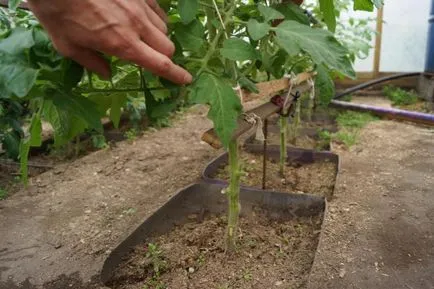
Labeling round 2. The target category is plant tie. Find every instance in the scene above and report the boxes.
[308,77,315,101]
[233,84,244,104]
[243,113,265,142]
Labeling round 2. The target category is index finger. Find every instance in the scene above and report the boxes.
[129,40,192,84]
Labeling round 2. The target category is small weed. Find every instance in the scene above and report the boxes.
[336,111,378,129]
[383,85,419,106]
[142,243,168,289]
[123,207,137,215]
[142,279,166,289]
[242,269,252,281]
[340,94,353,102]
[197,252,206,266]
[0,188,8,200]
[124,128,138,142]
[146,243,167,278]
[334,130,357,147]
[91,134,108,149]
[318,129,333,144]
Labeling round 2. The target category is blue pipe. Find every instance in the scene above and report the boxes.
[425,0,434,72]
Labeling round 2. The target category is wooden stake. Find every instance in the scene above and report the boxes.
[373,7,384,78]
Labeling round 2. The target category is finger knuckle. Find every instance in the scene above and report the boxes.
[154,58,172,74]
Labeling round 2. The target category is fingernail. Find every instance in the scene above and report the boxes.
[184,73,193,84]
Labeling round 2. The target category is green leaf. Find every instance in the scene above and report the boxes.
[238,77,259,93]
[43,99,88,147]
[190,73,242,148]
[178,0,198,24]
[42,90,102,147]
[247,19,270,41]
[174,20,205,52]
[2,132,20,159]
[109,93,127,128]
[144,88,177,120]
[0,60,39,98]
[319,0,336,32]
[315,64,335,106]
[8,0,21,10]
[275,21,355,78]
[62,59,84,92]
[0,28,34,54]
[275,3,310,25]
[258,4,284,22]
[19,113,42,183]
[354,0,374,11]
[221,38,257,61]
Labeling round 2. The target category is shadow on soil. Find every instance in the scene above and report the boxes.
[0,273,101,289]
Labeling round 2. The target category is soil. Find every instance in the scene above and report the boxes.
[1,96,433,289]
[247,109,338,151]
[213,151,337,199]
[308,121,434,289]
[109,211,322,289]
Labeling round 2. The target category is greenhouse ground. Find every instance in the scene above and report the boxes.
[0,102,433,289]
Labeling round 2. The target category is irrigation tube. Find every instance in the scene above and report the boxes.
[332,72,434,127]
[335,72,421,100]
[331,100,434,126]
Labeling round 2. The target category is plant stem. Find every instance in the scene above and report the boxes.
[198,4,236,75]
[226,139,241,252]
[279,115,288,177]
[289,100,301,144]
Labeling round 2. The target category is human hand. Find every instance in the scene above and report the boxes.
[28,0,192,85]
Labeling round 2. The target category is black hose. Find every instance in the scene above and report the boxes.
[334,72,421,100]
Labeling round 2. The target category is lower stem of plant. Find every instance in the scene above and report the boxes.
[226,139,240,252]
[279,115,288,177]
[289,101,301,144]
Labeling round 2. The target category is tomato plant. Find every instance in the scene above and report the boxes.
[0,0,381,251]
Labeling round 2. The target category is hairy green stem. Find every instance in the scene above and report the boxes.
[198,4,236,75]
[289,101,301,144]
[279,115,288,177]
[226,139,241,252]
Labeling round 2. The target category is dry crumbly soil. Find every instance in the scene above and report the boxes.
[110,212,322,289]
[308,120,434,289]
[0,105,218,289]
[213,151,337,199]
[1,100,433,289]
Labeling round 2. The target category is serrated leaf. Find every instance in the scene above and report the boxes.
[144,88,177,120]
[275,3,310,25]
[0,60,39,98]
[247,19,270,41]
[319,0,336,32]
[178,0,198,24]
[258,4,284,22]
[275,21,355,78]
[0,28,34,54]
[221,38,257,61]
[354,0,374,11]
[190,73,242,148]
[315,64,335,106]
[43,99,88,146]
[174,20,205,52]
